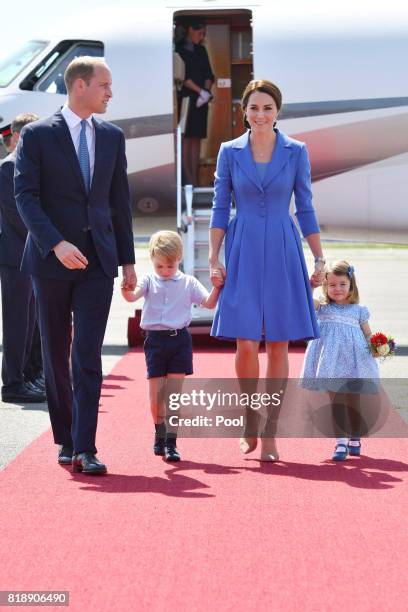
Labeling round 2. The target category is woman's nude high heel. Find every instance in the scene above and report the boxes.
[239,437,258,454]
[260,437,279,461]
[239,406,260,453]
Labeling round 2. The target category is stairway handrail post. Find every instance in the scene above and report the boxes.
[176,97,190,231]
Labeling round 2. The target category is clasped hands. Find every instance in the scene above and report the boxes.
[210,261,226,288]
[310,261,325,288]
[121,263,137,291]
[196,89,213,108]
[210,261,324,290]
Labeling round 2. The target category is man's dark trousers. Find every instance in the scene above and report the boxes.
[0,265,35,392]
[32,234,113,453]
[15,110,135,456]
[0,150,36,393]
[24,321,43,384]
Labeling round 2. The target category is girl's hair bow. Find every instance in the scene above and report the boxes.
[348,265,355,279]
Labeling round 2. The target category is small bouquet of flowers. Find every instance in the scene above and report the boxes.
[369,332,396,360]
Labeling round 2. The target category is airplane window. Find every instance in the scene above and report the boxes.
[34,43,104,95]
[0,40,48,87]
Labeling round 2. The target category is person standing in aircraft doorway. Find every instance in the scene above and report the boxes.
[176,18,214,186]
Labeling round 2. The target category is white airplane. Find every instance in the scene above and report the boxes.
[0,0,407,242]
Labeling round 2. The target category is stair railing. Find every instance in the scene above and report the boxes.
[176,96,190,231]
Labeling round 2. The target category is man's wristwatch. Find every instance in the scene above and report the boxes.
[314,257,326,265]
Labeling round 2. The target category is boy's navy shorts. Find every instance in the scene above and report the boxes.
[143,328,193,378]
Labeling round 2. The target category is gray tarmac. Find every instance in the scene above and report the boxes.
[0,215,407,470]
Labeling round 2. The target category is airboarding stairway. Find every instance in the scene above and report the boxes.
[176,99,235,332]
[178,185,236,331]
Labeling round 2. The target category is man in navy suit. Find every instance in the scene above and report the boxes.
[0,113,46,403]
[15,57,136,474]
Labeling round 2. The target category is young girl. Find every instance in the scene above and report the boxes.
[301,260,379,460]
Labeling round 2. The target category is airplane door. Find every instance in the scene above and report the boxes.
[199,19,253,186]
[200,23,232,178]
[174,11,253,188]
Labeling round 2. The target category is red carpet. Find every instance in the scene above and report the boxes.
[1,347,407,611]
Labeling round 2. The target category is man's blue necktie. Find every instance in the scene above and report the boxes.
[78,119,91,193]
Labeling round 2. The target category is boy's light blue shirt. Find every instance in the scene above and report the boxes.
[138,271,209,330]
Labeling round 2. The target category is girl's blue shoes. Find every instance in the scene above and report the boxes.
[348,438,361,456]
[332,443,348,461]
[332,439,361,460]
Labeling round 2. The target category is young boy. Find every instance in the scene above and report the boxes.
[121,230,222,461]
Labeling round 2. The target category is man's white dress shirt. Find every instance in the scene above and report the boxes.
[61,104,95,182]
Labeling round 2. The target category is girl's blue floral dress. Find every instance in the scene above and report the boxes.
[300,303,379,392]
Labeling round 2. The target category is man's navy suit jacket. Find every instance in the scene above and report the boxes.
[0,151,27,268]
[14,110,135,279]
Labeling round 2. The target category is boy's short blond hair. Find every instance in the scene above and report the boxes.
[149,230,183,262]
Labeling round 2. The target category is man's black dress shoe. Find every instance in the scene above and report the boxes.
[2,383,46,404]
[31,376,46,392]
[26,380,46,395]
[164,441,181,462]
[72,452,107,474]
[58,445,73,465]
[36,374,46,386]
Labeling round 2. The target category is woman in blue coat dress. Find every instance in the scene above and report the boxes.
[209,80,325,461]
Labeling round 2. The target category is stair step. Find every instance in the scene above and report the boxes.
[194,214,213,223]
[194,207,236,217]
[193,187,214,194]
[194,207,213,216]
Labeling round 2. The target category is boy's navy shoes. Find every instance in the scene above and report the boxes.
[154,423,167,455]
[153,436,166,456]
[165,442,181,462]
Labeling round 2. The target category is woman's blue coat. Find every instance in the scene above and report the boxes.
[210,129,320,342]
